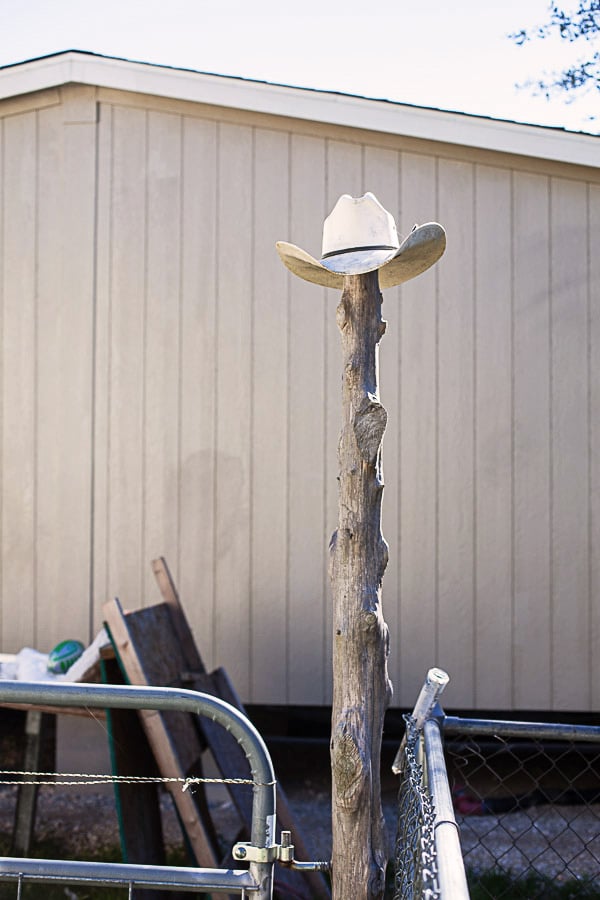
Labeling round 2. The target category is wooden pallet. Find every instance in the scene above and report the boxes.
[103,558,330,900]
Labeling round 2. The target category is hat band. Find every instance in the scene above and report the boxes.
[321,244,397,260]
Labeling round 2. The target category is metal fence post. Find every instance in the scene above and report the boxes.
[423,719,469,899]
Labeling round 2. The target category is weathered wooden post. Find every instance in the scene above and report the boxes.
[277,194,445,899]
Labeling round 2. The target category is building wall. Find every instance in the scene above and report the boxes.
[1,82,599,711]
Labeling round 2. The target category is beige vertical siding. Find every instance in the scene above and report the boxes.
[1,83,599,712]
[396,153,438,703]
[1,90,94,654]
[287,134,328,704]
[592,184,600,711]
[2,108,37,650]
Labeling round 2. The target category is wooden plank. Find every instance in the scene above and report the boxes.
[151,557,205,673]
[151,559,330,897]
[11,711,55,857]
[251,128,289,704]
[102,655,167,900]
[436,159,476,705]
[473,164,513,708]
[288,133,328,705]
[103,598,220,868]
[110,576,330,898]
[397,152,438,704]
[512,171,552,709]
[550,176,590,710]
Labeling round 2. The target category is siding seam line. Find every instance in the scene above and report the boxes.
[0,120,3,645]
[89,98,101,642]
[212,122,220,672]
[323,140,329,705]
[249,125,256,699]
[548,176,554,708]
[472,164,478,707]
[285,131,292,705]
[586,181,593,708]
[33,110,39,644]
[509,170,516,710]
[141,110,149,603]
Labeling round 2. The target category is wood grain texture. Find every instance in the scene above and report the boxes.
[329,272,392,900]
[103,598,221,868]
[325,140,363,705]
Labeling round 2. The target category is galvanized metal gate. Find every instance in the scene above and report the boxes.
[0,681,285,897]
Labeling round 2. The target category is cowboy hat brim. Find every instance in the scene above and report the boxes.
[379,222,446,290]
[276,222,446,290]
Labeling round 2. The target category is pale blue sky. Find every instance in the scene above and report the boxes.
[1,0,598,133]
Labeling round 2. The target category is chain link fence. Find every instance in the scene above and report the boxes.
[393,670,600,899]
[394,715,440,900]
[444,718,600,898]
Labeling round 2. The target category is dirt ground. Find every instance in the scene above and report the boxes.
[0,730,401,863]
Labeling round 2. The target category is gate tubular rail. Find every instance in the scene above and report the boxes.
[0,680,278,897]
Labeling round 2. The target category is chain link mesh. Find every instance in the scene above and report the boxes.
[393,715,441,900]
[445,728,600,898]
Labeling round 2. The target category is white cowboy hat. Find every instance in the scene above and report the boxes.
[276,192,446,290]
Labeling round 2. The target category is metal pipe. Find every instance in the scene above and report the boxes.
[0,858,257,893]
[423,719,469,900]
[0,681,277,898]
[443,715,600,743]
[392,668,449,774]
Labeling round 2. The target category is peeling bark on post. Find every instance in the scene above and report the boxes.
[329,270,393,900]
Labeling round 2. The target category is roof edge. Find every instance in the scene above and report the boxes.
[0,50,597,168]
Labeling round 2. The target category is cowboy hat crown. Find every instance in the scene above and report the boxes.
[320,192,400,275]
[276,191,445,290]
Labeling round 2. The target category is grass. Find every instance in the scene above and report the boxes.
[468,868,600,899]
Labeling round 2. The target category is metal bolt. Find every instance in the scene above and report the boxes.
[235,847,247,859]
